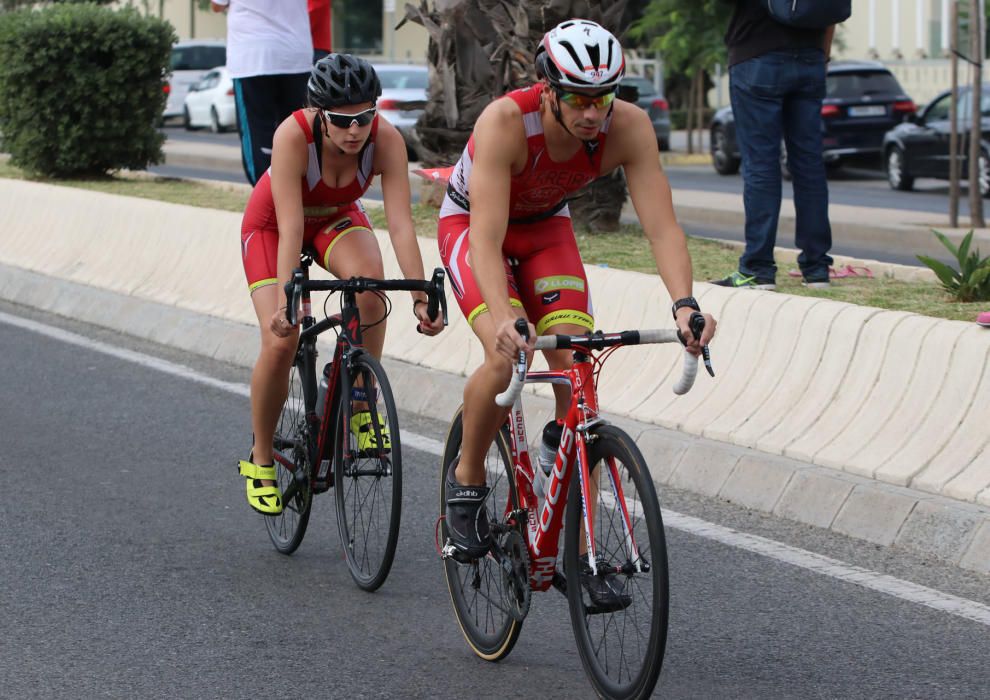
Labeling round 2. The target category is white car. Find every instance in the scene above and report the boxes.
[164,40,226,121]
[373,64,428,160]
[183,67,237,133]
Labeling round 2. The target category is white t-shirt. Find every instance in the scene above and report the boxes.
[214,0,313,79]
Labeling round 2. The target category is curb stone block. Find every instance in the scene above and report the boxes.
[636,428,691,484]
[831,485,922,546]
[894,499,988,564]
[958,521,990,574]
[774,470,856,529]
[668,440,741,498]
[718,455,800,513]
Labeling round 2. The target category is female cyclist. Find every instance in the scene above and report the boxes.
[237,54,444,516]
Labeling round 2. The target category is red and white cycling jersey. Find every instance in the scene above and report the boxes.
[437,84,612,333]
[439,83,612,222]
[240,109,379,291]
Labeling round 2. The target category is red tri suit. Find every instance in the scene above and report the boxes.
[438,83,611,334]
[241,109,379,292]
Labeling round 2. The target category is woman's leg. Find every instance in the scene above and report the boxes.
[248,282,299,468]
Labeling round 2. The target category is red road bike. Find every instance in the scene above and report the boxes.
[439,316,712,699]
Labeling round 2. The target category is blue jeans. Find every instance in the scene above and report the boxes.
[730,49,833,280]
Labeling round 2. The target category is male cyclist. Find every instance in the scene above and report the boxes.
[238,55,444,516]
[438,20,717,604]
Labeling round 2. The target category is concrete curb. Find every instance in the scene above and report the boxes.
[2,262,987,574]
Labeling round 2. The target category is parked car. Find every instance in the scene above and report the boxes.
[183,67,236,132]
[882,85,990,196]
[617,75,671,151]
[710,60,915,175]
[373,63,428,161]
[164,40,226,122]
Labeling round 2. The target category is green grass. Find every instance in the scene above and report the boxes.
[1,160,983,323]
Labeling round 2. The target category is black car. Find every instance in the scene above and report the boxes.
[617,75,672,151]
[710,60,916,175]
[882,84,990,196]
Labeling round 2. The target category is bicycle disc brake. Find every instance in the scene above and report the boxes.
[496,529,531,623]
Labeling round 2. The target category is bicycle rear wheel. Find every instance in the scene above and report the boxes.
[564,424,669,700]
[334,352,401,592]
[265,362,313,554]
[440,407,523,661]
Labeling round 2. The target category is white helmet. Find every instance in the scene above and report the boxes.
[536,19,625,91]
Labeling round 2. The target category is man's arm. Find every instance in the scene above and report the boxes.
[467,103,519,327]
[824,25,835,60]
[616,103,716,348]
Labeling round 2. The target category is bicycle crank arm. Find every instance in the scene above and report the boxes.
[280,467,309,503]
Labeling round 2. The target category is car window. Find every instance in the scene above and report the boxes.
[621,77,656,98]
[924,93,952,122]
[377,70,428,90]
[171,45,226,72]
[826,70,904,98]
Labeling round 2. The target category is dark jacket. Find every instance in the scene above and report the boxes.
[724,0,826,67]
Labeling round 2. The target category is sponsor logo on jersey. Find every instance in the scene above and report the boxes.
[542,291,561,305]
[534,275,585,294]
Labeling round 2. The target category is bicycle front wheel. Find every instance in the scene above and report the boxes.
[439,407,523,661]
[334,352,401,592]
[564,425,669,700]
[265,362,313,554]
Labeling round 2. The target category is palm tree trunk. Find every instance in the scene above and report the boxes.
[399,0,631,231]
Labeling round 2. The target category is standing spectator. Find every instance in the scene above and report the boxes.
[309,0,332,63]
[711,0,836,290]
[211,0,313,185]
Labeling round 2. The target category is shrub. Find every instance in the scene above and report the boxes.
[917,229,990,302]
[0,4,176,177]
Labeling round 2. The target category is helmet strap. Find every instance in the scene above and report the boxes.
[547,89,604,166]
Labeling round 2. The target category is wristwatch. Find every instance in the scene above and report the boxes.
[671,296,700,320]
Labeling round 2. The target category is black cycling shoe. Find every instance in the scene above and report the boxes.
[579,553,633,613]
[444,460,492,560]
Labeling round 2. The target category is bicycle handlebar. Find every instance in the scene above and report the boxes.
[494,315,714,408]
[284,267,448,330]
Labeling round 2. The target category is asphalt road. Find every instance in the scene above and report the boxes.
[3,301,989,698]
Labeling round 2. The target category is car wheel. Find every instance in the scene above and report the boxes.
[886,146,914,191]
[711,126,740,175]
[183,107,193,131]
[210,107,221,134]
[979,151,990,198]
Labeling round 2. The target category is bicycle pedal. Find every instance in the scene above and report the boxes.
[440,540,474,564]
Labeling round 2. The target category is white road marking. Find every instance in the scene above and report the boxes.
[5,309,989,628]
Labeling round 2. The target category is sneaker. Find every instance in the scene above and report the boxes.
[579,553,632,613]
[444,460,492,560]
[802,277,831,289]
[350,411,390,453]
[710,271,776,290]
[978,312,990,327]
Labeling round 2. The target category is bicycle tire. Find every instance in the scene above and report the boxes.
[334,352,401,592]
[440,407,523,661]
[564,424,669,700]
[265,362,313,554]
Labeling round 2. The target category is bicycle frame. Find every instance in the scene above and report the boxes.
[276,263,370,497]
[503,349,642,592]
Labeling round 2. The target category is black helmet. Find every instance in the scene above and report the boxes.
[308,54,382,108]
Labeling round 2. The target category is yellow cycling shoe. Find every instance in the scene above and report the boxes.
[350,411,391,453]
[238,459,283,515]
